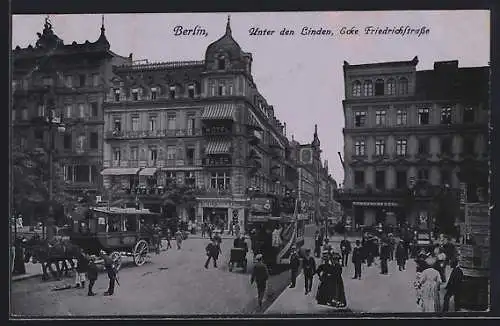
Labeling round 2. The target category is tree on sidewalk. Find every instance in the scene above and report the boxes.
[161,185,198,233]
[12,143,76,227]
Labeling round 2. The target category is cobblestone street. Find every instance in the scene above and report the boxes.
[11,232,314,317]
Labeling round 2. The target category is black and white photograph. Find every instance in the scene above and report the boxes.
[10,10,491,317]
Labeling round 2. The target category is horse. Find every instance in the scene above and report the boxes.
[23,237,80,280]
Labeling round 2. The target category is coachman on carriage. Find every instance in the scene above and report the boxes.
[70,207,162,271]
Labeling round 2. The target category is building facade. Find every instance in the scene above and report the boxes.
[100,18,297,231]
[12,18,131,198]
[336,57,489,228]
[293,125,338,224]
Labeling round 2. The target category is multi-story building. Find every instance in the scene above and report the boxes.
[293,125,332,224]
[336,57,489,228]
[12,18,131,199]
[100,17,296,232]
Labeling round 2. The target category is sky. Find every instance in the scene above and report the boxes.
[12,11,490,184]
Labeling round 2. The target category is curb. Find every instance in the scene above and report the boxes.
[264,272,305,314]
[12,273,43,282]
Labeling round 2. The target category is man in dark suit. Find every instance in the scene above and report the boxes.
[314,231,323,258]
[340,235,352,267]
[443,259,464,312]
[289,246,300,288]
[302,248,316,294]
[251,254,269,309]
[352,240,363,279]
[379,240,390,275]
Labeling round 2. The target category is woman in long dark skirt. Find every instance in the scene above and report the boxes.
[331,254,347,307]
[315,252,335,305]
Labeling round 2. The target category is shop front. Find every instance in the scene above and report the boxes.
[197,198,247,233]
[352,201,400,227]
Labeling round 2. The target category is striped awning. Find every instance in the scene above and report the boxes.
[353,201,399,207]
[139,168,158,176]
[100,168,140,176]
[205,141,232,154]
[201,104,236,120]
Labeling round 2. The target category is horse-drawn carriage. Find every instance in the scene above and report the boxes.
[70,207,162,271]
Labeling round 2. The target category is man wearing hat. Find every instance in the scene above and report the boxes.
[352,240,363,279]
[87,255,99,296]
[289,245,300,288]
[100,250,117,296]
[379,240,390,275]
[314,230,322,258]
[302,248,316,294]
[251,254,269,309]
[205,237,222,269]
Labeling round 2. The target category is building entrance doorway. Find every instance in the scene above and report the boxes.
[203,208,228,229]
[375,209,386,225]
[354,206,364,226]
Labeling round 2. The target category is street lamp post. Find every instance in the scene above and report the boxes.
[44,107,66,241]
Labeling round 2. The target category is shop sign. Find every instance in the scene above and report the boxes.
[202,200,232,208]
[250,198,272,213]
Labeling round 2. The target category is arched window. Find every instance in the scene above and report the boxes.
[363,80,373,96]
[387,78,396,95]
[352,80,361,97]
[399,77,409,95]
[218,56,226,70]
[375,79,385,96]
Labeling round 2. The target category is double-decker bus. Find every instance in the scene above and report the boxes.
[246,192,307,268]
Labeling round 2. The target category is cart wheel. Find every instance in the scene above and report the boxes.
[133,240,149,266]
[228,262,233,272]
[110,251,122,271]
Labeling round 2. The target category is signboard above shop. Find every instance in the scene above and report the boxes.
[250,197,273,214]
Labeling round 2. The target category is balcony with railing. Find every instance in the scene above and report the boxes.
[202,126,233,136]
[104,159,203,168]
[196,186,233,198]
[105,128,202,140]
[203,156,232,167]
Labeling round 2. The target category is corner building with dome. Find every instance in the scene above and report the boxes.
[101,17,309,232]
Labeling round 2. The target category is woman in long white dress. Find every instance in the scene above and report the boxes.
[417,256,442,312]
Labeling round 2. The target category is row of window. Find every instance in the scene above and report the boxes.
[353,169,453,189]
[13,73,101,91]
[351,77,408,97]
[29,129,100,151]
[112,79,234,102]
[112,146,197,163]
[353,136,476,156]
[118,171,231,191]
[353,106,475,127]
[13,102,100,121]
[112,113,196,133]
[63,165,100,183]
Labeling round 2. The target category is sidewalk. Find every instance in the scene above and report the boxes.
[265,258,453,314]
[12,262,43,282]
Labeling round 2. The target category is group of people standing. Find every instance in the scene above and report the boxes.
[413,239,462,313]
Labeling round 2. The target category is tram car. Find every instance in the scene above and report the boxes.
[246,193,306,269]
